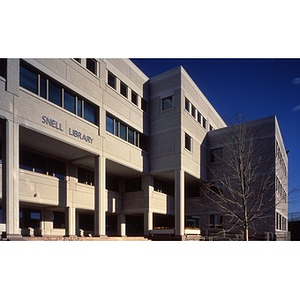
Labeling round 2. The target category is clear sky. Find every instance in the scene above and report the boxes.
[131,58,300,214]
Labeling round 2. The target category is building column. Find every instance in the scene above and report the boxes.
[144,211,153,236]
[94,155,106,237]
[65,206,76,236]
[118,213,126,237]
[3,120,20,237]
[175,169,185,237]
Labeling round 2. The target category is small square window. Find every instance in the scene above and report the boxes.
[131,91,138,106]
[120,81,128,98]
[185,133,192,151]
[86,58,97,75]
[162,96,173,111]
[108,71,116,89]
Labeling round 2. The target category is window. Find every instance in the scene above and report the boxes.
[40,75,47,99]
[125,177,142,192]
[154,178,174,196]
[84,101,98,125]
[20,63,38,94]
[64,90,76,114]
[74,58,81,63]
[86,59,97,75]
[185,98,190,112]
[105,113,147,151]
[203,117,207,129]
[106,115,114,134]
[78,167,94,185]
[210,148,223,163]
[120,81,128,98]
[185,133,192,151]
[162,96,173,110]
[108,71,116,89]
[191,105,196,118]
[131,90,138,106]
[209,214,223,228]
[106,175,119,192]
[77,98,83,117]
[142,98,148,113]
[0,59,7,79]
[49,81,62,106]
[53,211,65,228]
[197,112,202,125]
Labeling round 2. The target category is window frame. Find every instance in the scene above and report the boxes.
[161,96,173,111]
[120,81,128,98]
[185,133,192,152]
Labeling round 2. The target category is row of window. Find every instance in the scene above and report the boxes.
[20,60,99,126]
[106,113,148,151]
[107,70,148,112]
[74,58,98,76]
[276,141,287,176]
[275,176,287,202]
[20,149,66,180]
[276,212,287,231]
[185,98,213,130]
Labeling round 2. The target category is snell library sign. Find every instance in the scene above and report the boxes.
[41,115,94,144]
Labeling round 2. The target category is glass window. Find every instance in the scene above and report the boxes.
[84,101,97,125]
[142,98,148,113]
[64,90,76,114]
[77,98,83,117]
[40,75,47,99]
[120,123,127,141]
[86,58,97,75]
[191,105,196,118]
[197,112,202,124]
[34,154,46,174]
[120,81,128,98]
[20,64,38,94]
[49,81,62,106]
[106,115,114,134]
[114,120,119,136]
[162,96,173,111]
[20,150,34,171]
[203,117,207,129]
[108,71,116,89]
[185,98,190,112]
[131,91,138,105]
[125,177,142,192]
[210,148,223,163]
[128,127,134,145]
[53,211,65,228]
[74,58,81,63]
[0,59,7,79]
[185,133,192,151]
[106,175,119,192]
[78,167,94,185]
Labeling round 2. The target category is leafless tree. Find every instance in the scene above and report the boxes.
[200,115,288,241]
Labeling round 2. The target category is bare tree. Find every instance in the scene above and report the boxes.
[200,116,288,241]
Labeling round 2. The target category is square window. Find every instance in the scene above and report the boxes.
[185,133,192,151]
[131,90,138,105]
[86,58,97,75]
[108,71,116,89]
[210,148,223,163]
[162,96,173,111]
[120,81,128,98]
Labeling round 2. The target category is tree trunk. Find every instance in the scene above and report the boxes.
[244,225,249,241]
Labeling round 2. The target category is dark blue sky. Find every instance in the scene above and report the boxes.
[131,58,300,214]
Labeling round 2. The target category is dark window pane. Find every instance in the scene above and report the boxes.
[74,58,81,63]
[34,154,46,174]
[52,159,66,180]
[185,133,191,151]
[162,96,172,110]
[106,175,119,192]
[191,105,196,118]
[128,128,134,145]
[49,81,62,106]
[40,76,47,98]
[108,72,116,89]
[185,99,190,111]
[20,64,38,94]
[106,115,114,134]
[120,81,128,98]
[20,150,34,171]
[78,167,94,185]
[77,98,83,117]
[84,101,97,125]
[203,117,207,129]
[114,120,119,136]
[53,211,65,228]
[64,90,76,113]
[120,123,127,140]
[125,177,142,192]
[0,59,7,79]
[197,112,202,124]
[131,91,138,105]
[86,59,97,75]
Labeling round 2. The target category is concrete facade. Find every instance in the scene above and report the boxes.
[0,58,288,240]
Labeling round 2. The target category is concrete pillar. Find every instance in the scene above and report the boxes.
[40,209,53,236]
[65,206,76,236]
[175,169,185,237]
[118,214,126,237]
[94,155,106,237]
[4,120,20,236]
[144,211,153,236]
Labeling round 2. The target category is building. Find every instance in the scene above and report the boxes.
[0,58,288,240]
